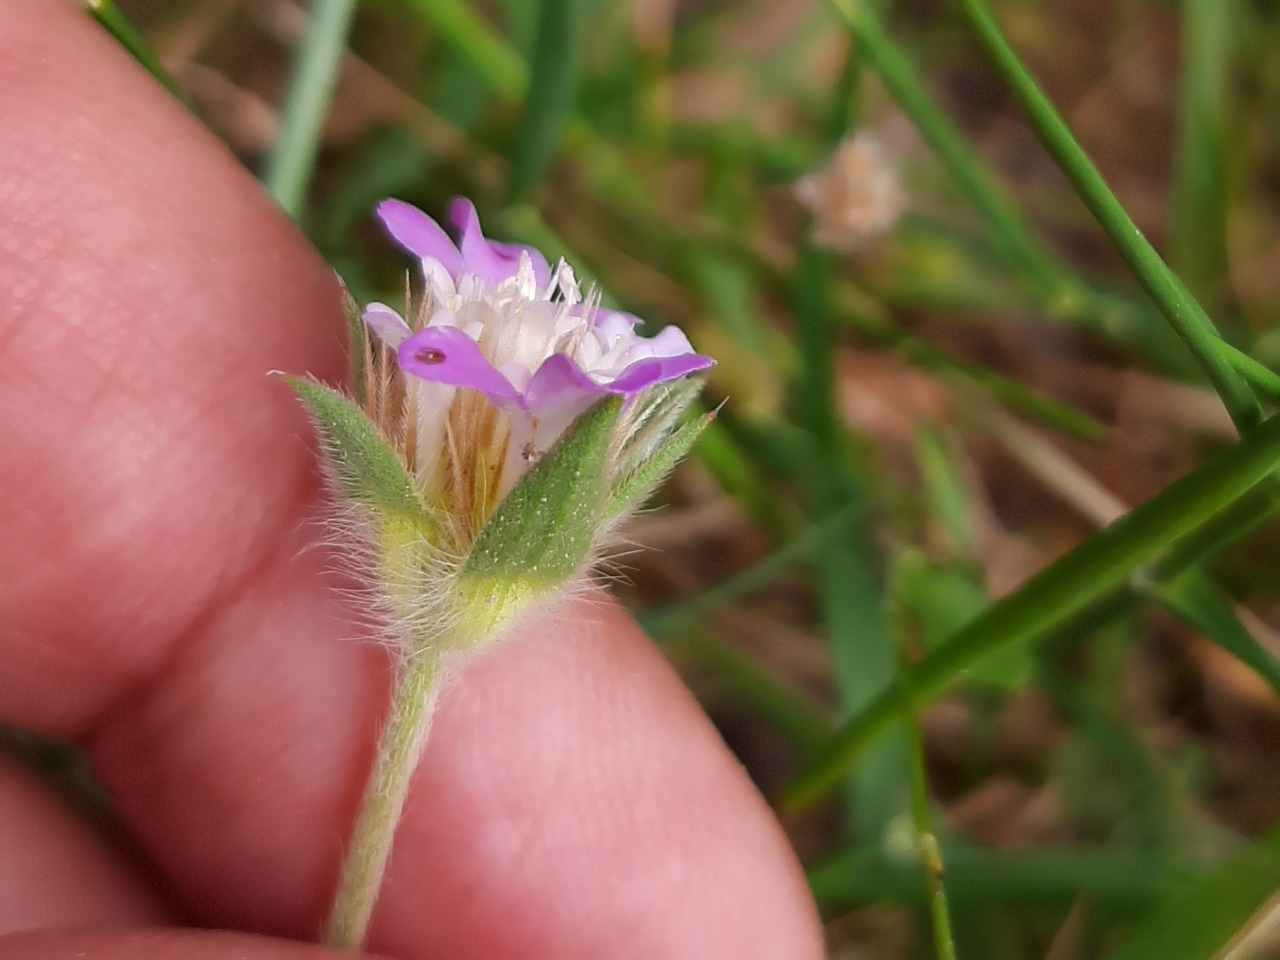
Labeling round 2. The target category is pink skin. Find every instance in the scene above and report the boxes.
[0,3,823,960]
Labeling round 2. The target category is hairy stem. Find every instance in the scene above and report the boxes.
[326,651,443,949]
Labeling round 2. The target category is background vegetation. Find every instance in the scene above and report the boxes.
[92,0,1280,955]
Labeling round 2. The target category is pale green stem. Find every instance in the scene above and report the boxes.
[326,651,443,950]
[894,572,958,960]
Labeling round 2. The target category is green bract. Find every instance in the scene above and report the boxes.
[460,395,620,599]
[287,376,425,523]
[289,374,712,647]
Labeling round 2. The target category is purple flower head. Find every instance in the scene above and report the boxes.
[363,199,713,483]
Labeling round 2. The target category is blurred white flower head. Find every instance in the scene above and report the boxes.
[795,133,906,250]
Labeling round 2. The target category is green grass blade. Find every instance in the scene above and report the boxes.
[977,395,1280,698]
[913,425,977,561]
[954,0,1262,432]
[1100,826,1280,960]
[893,579,958,960]
[803,17,910,823]
[505,0,586,203]
[401,0,526,98]
[639,505,861,638]
[824,0,1068,298]
[692,416,788,533]
[838,312,1108,443]
[1225,345,1280,402]
[497,0,538,53]
[1170,0,1235,309]
[1152,574,1280,699]
[86,0,183,99]
[666,631,833,761]
[820,489,902,836]
[898,556,1030,690]
[795,243,905,837]
[263,0,360,217]
[784,412,1280,809]
[809,846,1179,910]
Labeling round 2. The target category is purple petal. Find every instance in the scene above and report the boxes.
[607,352,715,395]
[376,199,464,276]
[362,302,412,348]
[632,324,697,359]
[397,326,521,403]
[448,198,551,287]
[593,311,638,350]
[523,353,609,413]
[594,307,643,328]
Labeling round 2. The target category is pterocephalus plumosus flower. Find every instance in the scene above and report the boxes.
[287,198,714,950]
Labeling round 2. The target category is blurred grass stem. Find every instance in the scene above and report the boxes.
[264,0,359,217]
[403,0,525,98]
[824,0,1067,298]
[1170,0,1234,308]
[893,585,958,960]
[86,0,184,99]
[505,0,585,203]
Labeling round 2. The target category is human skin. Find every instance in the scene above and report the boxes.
[0,2,825,959]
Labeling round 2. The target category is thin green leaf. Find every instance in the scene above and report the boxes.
[795,241,904,837]
[976,394,1280,699]
[639,505,862,638]
[823,0,1068,299]
[1101,827,1280,960]
[1152,574,1280,699]
[896,555,1030,690]
[809,846,1180,910]
[819,0,1206,368]
[506,0,586,203]
[914,424,976,561]
[784,412,1280,809]
[1170,0,1235,310]
[667,630,833,761]
[401,0,526,98]
[954,0,1262,432]
[86,0,184,100]
[264,0,360,217]
[838,311,1108,443]
[1226,347,1280,403]
[892,573,959,960]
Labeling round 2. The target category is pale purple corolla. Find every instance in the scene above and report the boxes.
[363,198,713,497]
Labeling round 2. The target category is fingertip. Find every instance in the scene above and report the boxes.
[0,929,374,960]
[0,758,172,934]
